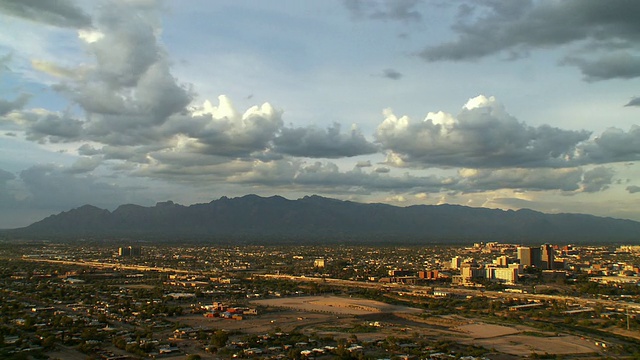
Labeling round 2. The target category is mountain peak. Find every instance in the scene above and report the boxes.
[6,195,640,243]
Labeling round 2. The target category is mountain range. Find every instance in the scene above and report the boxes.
[4,195,640,244]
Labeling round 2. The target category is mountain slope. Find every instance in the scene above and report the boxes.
[5,195,640,243]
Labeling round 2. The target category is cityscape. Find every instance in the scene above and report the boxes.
[0,240,638,359]
[2,1,640,359]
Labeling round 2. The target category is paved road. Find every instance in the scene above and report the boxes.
[23,259,640,313]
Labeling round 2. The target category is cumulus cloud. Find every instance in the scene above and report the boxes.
[458,167,583,192]
[186,96,283,157]
[563,52,640,82]
[273,123,378,158]
[626,185,640,194]
[2,109,83,142]
[343,0,423,23]
[580,125,640,163]
[228,159,455,195]
[376,95,591,168]
[625,97,640,107]
[579,166,614,193]
[420,1,640,81]
[0,94,30,116]
[46,2,193,145]
[0,0,92,28]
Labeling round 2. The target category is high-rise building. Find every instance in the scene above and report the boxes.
[541,244,554,270]
[517,246,541,267]
[451,256,462,269]
[495,255,509,267]
[118,246,141,257]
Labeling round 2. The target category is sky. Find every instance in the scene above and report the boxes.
[1,0,640,229]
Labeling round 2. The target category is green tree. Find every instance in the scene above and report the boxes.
[210,330,229,348]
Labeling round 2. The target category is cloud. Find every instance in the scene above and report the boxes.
[31,59,80,79]
[0,0,92,28]
[419,1,640,81]
[0,168,15,182]
[580,125,640,163]
[343,0,423,23]
[273,122,378,158]
[624,97,640,107]
[66,156,102,174]
[376,95,591,168]
[228,159,455,195]
[563,52,640,82]
[2,108,83,142]
[381,68,403,80]
[0,94,30,116]
[45,2,193,145]
[579,166,614,193]
[18,164,150,210]
[186,96,283,157]
[626,185,640,194]
[458,167,583,192]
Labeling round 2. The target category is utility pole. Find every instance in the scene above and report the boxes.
[627,307,630,331]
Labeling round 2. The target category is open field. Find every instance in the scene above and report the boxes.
[171,296,607,358]
[454,322,603,356]
[251,295,423,315]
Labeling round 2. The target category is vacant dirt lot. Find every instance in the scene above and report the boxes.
[174,296,605,358]
[454,322,603,356]
[251,295,422,315]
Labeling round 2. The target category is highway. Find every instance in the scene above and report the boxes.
[23,258,640,313]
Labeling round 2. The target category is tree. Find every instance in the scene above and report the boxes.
[210,330,229,348]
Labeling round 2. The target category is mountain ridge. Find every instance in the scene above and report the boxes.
[3,194,640,244]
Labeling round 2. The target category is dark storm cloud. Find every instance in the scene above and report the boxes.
[273,123,378,158]
[343,0,423,23]
[0,0,92,28]
[420,0,640,80]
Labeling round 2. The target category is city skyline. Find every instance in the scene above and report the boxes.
[1,1,640,228]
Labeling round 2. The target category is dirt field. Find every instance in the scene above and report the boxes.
[251,295,422,315]
[455,323,520,338]
[471,333,602,356]
[453,322,603,356]
[172,296,606,358]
